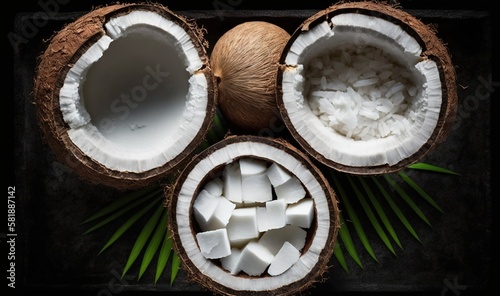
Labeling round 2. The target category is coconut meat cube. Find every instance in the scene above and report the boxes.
[204,177,224,196]
[274,176,306,204]
[258,225,307,255]
[266,162,292,187]
[193,190,220,231]
[226,207,259,245]
[238,241,275,276]
[207,196,236,230]
[223,162,243,203]
[239,158,268,176]
[286,198,315,228]
[196,228,231,259]
[220,247,242,275]
[267,241,301,276]
[256,207,269,232]
[241,172,273,203]
[266,200,287,230]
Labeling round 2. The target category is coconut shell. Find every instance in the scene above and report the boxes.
[211,21,290,133]
[277,1,458,175]
[33,3,216,190]
[167,135,340,295]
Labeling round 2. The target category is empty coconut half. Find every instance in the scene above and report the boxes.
[277,1,458,175]
[168,135,340,295]
[33,3,216,189]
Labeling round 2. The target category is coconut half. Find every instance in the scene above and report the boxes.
[34,3,216,189]
[277,1,458,175]
[168,135,340,295]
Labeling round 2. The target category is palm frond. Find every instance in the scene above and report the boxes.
[408,162,460,175]
[331,172,378,262]
[399,171,444,213]
[138,209,168,281]
[122,203,164,277]
[98,197,161,255]
[371,176,421,243]
[155,228,173,284]
[383,174,432,227]
[348,176,396,256]
[170,252,181,286]
[358,177,403,249]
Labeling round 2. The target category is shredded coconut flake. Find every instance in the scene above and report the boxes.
[305,44,421,141]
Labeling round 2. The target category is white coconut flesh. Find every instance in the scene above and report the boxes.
[59,10,208,173]
[175,142,331,291]
[282,13,442,167]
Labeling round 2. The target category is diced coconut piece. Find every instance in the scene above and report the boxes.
[266,162,292,187]
[193,190,219,230]
[204,177,224,196]
[196,228,231,259]
[274,176,306,204]
[207,196,236,230]
[220,247,242,275]
[286,198,315,228]
[239,158,268,175]
[256,207,269,232]
[266,200,287,230]
[258,225,307,255]
[241,172,273,203]
[223,162,242,203]
[267,241,301,276]
[226,207,259,245]
[238,241,274,276]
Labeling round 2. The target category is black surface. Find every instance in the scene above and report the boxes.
[6,1,496,296]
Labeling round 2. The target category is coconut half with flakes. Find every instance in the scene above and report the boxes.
[277,1,458,175]
[168,135,340,295]
[33,3,216,190]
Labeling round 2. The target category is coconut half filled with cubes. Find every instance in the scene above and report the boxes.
[33,3,215,189]
[277,1,458,175]
[168,135,340,295]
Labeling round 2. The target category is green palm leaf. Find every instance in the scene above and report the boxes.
[399,171,444,213]
[372,176,421,242]
[359,177,403,249]
[338,213,363,269]
[408,162,460,175]
[384,175,432,227]
[98,197,161,255]
[333,240,349,273]
[155,228,173,284]
[138,209,168,281]
[83,190,160,235]
[122,203,164,277]
[331,172,378,262]
[81,186,160,225]
[348,176,396,256]
[171,252,181,286]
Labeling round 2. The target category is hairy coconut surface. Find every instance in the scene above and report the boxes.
[277,1,458,175]
[33,3,216,190]
[211,21,290,133]
[168,135,340,296]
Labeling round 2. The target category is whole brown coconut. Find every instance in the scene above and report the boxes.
[277,1,458,175]
[33,3,216,190]
[167,135,340,295]
[211,21,290,133]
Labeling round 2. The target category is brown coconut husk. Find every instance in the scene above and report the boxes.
[33,3,216,190]
[211,21,291,133]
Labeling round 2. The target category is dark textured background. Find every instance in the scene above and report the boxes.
[6,1,496,295]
